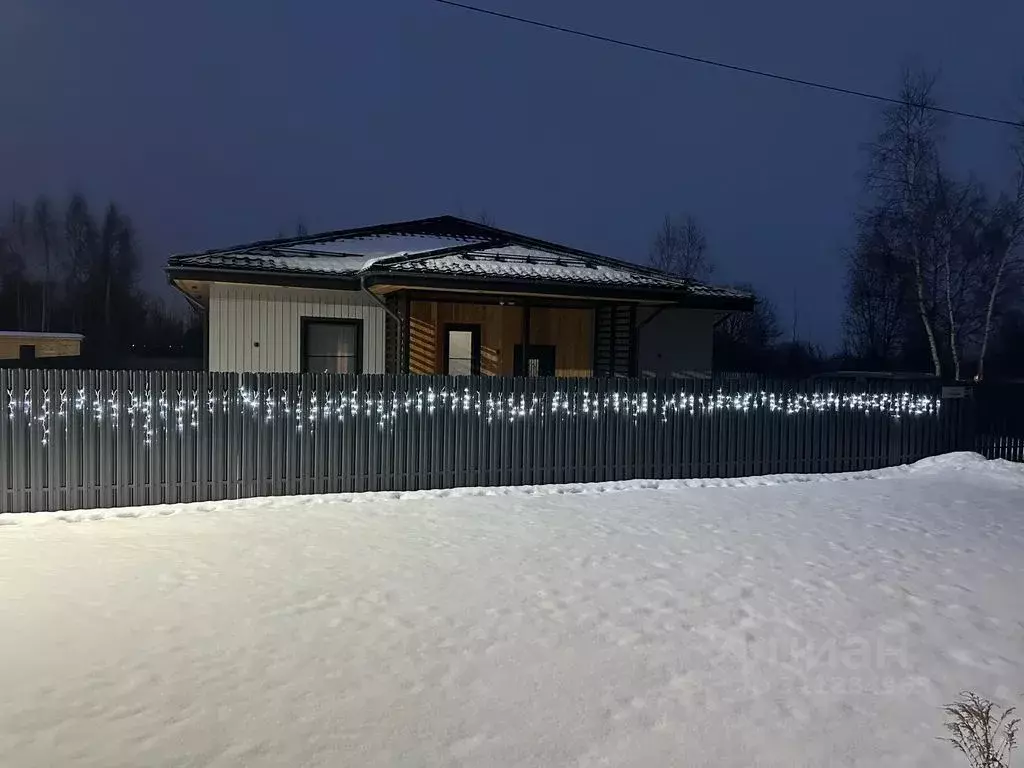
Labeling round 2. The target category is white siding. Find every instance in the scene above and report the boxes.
[636,308,723,375]
[208,283,387,373]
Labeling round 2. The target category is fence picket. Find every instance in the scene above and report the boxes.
[0,369,1016,513]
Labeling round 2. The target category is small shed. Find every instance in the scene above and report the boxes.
[0,332,84,362]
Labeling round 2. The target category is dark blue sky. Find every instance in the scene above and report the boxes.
[3,0,1022,347]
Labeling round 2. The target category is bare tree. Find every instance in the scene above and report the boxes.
[867,70,945,376]
[0,224,28,329]
[978,125,1024,380]
[843,207,909,366]
[930,171,982,380]
[32,196,57,332]
[63,194,97,333]
[714,285,782,371]
[99,204,123,348]
[4,202,33,328]
[850,72,1024,378]
[649,214,713,280]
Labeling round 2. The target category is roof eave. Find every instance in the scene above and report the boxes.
[361,271,753,310]
[165,264,754,311]
[166,265,362,292]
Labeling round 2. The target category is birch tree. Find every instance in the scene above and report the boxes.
[866,70,945,376]
[977,129,1024,380]
[931,172,980,380]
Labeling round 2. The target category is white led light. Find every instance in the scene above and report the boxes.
[5,381,942,448]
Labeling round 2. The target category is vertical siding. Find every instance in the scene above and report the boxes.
[636,308,719,375]
[208,283,387,373]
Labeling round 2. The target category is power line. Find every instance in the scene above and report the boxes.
[433,0,1021,129]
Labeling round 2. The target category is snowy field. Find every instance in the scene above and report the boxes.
[1,454,1022,767]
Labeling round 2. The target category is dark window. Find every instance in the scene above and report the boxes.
[514,344,556,376]
[19,345,36,362]
[444,324,481,375]
[302,320,362,373]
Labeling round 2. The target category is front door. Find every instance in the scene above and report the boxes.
[444,324,481,375]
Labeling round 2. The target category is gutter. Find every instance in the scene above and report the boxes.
[165,265,755,312]
[166,275,209,369]
[360,276,403,325]
[178,287,206,316]
[166,273,206,315]
[712,295,761,329]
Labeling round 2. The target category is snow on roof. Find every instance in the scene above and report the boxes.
[176,251,375,274]
[389,244,691,288]
[167,216,753,304]
[171,231,493,275]
[278,234,487,258]
[0,331,84,340]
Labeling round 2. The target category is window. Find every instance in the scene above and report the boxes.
[514,344,556,376]
[444,324,480,375]
[302,320,361,373]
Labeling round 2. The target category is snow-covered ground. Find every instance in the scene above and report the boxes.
[1,453,1022,767]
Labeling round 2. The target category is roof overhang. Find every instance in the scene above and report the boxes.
[0,331,85,341]
[168,266,754,312]
[361,271,754,310]
[169,267,361,294]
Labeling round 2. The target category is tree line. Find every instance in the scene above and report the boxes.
[0,194,197,363]
[845,71,1023,380]
[651,70,1024,380]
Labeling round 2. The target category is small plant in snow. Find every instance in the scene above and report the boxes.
[943,691,1019,767]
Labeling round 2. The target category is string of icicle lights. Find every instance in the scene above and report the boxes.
[5,385,941,448]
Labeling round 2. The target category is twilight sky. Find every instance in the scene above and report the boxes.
[2,0,1022,347]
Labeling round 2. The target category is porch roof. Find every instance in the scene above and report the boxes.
[167,215,753,309]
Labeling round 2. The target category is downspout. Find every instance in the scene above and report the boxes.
[359,276,403,324]
[360,276,406,372]
[177,288,206,315]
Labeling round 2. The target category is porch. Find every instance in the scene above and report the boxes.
[384,294,639,377]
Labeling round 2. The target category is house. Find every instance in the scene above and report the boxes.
[0,331,83,362]
[166,216,752,377]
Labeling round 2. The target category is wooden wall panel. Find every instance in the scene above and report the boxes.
[411,301,524,375]
[529,307,594,377]
[409,301,438,374]
[408,301,593,376]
